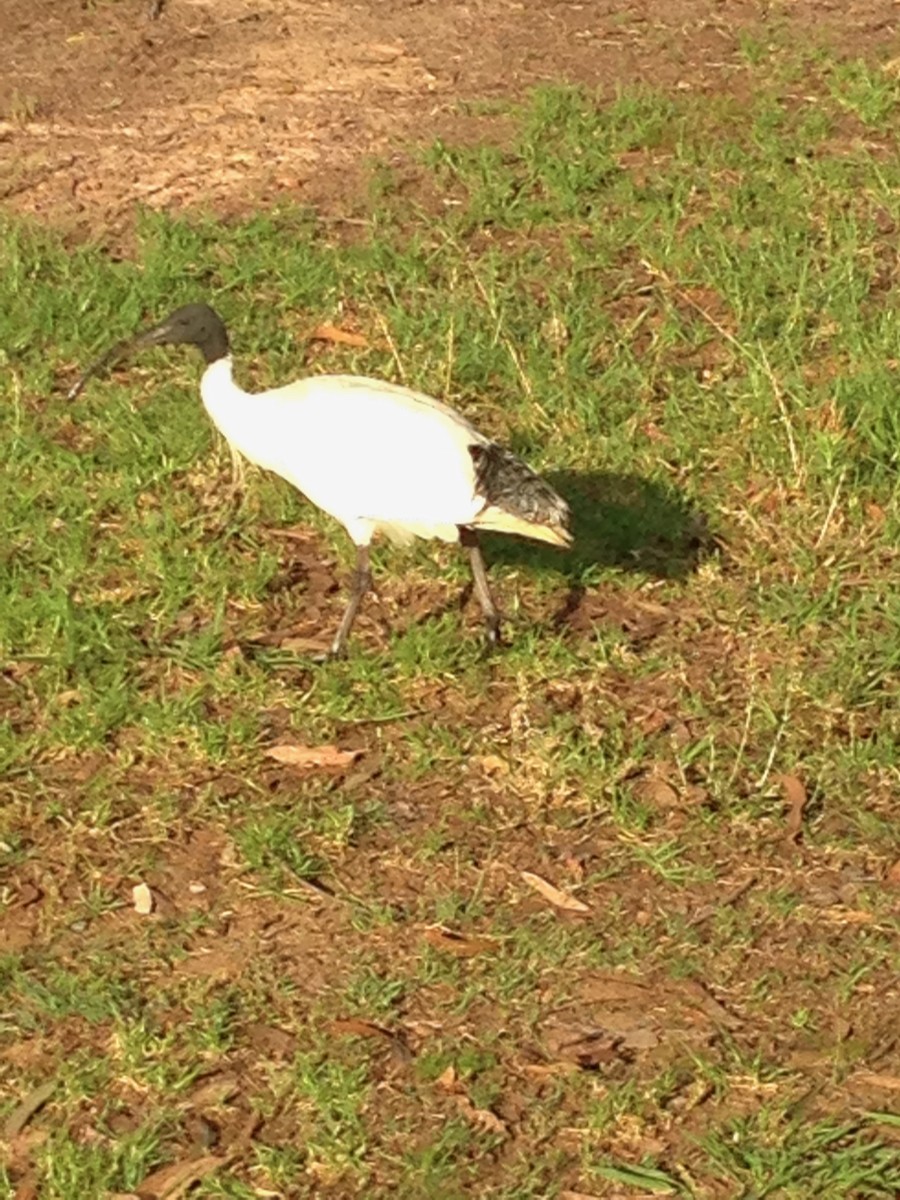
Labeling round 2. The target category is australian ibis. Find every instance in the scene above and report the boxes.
[69,303,572,656]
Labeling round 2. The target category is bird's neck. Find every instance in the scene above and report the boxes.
[200,355,243,406]
[199,356,287,474]
[199,355,253,435]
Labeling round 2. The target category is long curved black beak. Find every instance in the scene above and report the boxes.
[66,337,134,400]
[66,319,173,400]
[133,320,174,347]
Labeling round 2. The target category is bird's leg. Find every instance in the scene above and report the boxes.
[329,545,373,658]
[459,527,502,647]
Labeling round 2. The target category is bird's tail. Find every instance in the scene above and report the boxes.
[468,443,572,548]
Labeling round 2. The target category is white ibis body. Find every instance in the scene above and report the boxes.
[70,304,572,656]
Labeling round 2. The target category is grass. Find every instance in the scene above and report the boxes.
[2,46,900,1200]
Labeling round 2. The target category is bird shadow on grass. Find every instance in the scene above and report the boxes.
[482,469,720,586]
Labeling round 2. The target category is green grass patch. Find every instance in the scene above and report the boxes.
[2,49,899,1200]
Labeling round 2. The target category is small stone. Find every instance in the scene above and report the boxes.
[132,882,154,915]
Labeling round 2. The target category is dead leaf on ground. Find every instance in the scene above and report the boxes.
[264,743,362,770]
[636,706,671,735]
[132,882,154,915]
[436,1064,458,1091]
[244,1022,295,1060]
[184,1074,240,1109]
[434,1068,506,1135]
[329,1017,392,1040]
[866,501,886,526]
[580,974,651,1004]
[820,908,874,924]
[634,775,680,808]
[132,1154,227,1199]
[522,1061,579,1078]
[472,753,510,776]
[329,1018,413,1064]
[779,773,808,843]
[521,870,590,913]
[619,1026,660,1051]
[640,420,670,443]
[885,860,900,888]
[849,1070,900,1092]
[423,927,497,957]
[309,322,369,348]
[543,1025,626,1069]
[278,635,331,655]
[677,979,742,1029]
[454,1093,508,1137]
[3,1079,57,1139]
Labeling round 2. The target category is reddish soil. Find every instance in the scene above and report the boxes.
[2,0,896,236]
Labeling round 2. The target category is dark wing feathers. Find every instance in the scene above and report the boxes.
[469,442,569,529]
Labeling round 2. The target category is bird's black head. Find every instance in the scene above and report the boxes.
[136,303,229,365]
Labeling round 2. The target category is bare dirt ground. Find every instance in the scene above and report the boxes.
[2,0,897,237]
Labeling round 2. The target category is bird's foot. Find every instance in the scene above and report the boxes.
[480,617,504,657]
[310,642,347,665]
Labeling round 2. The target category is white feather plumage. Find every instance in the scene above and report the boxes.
[200,359,491,548]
